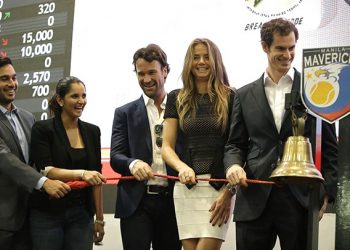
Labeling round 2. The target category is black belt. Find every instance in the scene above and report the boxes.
[146,185,169,195]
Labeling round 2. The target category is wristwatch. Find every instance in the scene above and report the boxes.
[226,183,236,195]
[95,219,105,226]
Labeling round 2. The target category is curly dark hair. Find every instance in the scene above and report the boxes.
[260,18,299,47]
[132,44,170,73]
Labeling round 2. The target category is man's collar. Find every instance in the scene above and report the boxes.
[142,93,167,109]
[264,67,295,85]
[0,103,16,114]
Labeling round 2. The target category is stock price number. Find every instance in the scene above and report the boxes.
[22,29,54,44]
[32,84,50,120]
[23,71,51,85]
[20,43,53,58]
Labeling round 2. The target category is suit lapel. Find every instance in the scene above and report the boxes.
[0,111,23,154]
[251,75,279,133]
[280,70,301,135]
[135,97,152,155]
[0,112,18,138]
[53,116,73,161]
[79,120,95,170]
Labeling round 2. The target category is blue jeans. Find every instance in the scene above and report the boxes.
[30,206,93,250]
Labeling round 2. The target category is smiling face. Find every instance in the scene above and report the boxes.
[135,58,167,102]
[191,43,211,83]
[0,64,18,110]
[57,82,86,119]
[263,31,296,75]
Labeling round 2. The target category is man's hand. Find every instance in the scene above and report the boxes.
[319,195,329,220]
[226,164,248,187]
[131,161,154,181]
[42,179,71,198]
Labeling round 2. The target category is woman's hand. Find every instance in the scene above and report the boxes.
[209,188,234,227]
[93,220,105,243]
[82,171,106,186]
[178,165,196,184]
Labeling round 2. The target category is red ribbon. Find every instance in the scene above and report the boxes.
[66,174,276,189]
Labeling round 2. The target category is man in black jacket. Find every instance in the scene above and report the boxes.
[224,18,338,250]
[110,44,181,250]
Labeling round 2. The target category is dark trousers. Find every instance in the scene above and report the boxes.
[120,193,181,250]
[0,220,32,250]
[236,186,307,250]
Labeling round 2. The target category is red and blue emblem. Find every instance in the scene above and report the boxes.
[302,47,350,123]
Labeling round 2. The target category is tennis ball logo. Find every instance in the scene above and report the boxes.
[310,81,336,106]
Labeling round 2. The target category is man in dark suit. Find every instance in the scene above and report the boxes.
[224,18,338,250]
[0,57,71,250]
[110,44,181,250]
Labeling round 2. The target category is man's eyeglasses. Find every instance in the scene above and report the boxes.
[154,124,163,148]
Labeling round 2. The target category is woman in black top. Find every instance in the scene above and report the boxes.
[29,76,106,250]
[161,38,235,250]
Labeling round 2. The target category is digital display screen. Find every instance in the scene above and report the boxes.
[0,0,75,120]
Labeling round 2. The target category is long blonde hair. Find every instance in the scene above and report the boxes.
[177,38,231,132]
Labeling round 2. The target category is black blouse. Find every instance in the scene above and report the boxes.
[164,89,235,188]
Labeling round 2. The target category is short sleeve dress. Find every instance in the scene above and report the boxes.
[164,89,235,240]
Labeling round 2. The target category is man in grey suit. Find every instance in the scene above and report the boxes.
[224,18,338,250]
[0,57,71,250]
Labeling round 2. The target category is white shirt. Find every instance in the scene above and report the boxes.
[264,68,294,132]
[129,94,168,187]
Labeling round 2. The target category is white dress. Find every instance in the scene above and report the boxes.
[173,174,235,240]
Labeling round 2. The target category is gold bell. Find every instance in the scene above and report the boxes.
[270,136,324,183]
[270,108,324,184]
